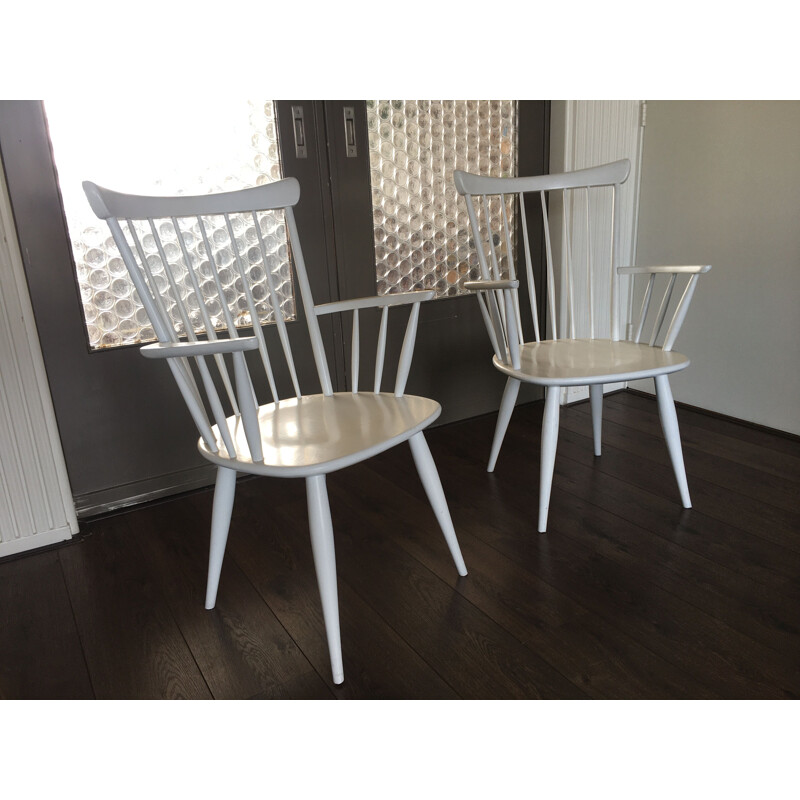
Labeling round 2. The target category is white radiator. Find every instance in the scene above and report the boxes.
[0,163,78,556]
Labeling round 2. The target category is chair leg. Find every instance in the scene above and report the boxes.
[205,466,237,610]
[487,377,521,472]
[409,432,468,576]
[538,386,561,533]
[654,374,692,508]
[590,383,603,457]
[306,474,345,685]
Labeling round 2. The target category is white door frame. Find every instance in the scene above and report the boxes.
[550,100,645,404]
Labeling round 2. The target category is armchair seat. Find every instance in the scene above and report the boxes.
[199,392,442,476]
[494,339,690,387]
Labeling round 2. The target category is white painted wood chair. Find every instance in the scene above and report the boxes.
[83,177,467,685]
[454,159,711,532]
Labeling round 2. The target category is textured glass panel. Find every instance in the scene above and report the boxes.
[367,100,517,298]
[44,99,292,350]
[118,209,294,348]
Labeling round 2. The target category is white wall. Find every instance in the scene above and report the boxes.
[631,101,800,435]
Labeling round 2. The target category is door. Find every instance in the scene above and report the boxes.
[0,99,340,516]
[0,99,548,517]
[323,100,549,423]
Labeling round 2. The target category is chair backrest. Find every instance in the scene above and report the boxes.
[455,160,711,370]
[454,159,631,356]
[83,178,426,463]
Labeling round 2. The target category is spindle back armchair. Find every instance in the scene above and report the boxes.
[454,159,711,532]
[83,177,467,685]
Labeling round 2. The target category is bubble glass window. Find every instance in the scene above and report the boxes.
[367,100,517,298]
[44,99,291,350]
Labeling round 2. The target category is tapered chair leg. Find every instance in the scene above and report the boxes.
[487,377,521,472]
[654,374,692,508]
[205,466,237,610]
[538,386,561,533]
[409,432,468,576]
[590,383,603,457]
[306,474,344,685]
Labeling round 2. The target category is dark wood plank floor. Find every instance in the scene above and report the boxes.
[2,390,799,699]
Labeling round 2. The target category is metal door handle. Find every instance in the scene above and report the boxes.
[343,106,357,157]
[292,105,307,158]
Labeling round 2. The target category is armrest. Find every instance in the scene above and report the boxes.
[617,265,712,275]
[314,290,435,316]
[140,336,260,359]
[463,279,520,291]
[625,266,712,351]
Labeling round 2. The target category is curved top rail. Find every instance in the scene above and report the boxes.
[454,159,631,196]
[82,177,302,220]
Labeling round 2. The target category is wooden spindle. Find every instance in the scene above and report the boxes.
[540,191,558,340]
[374,305,388,393]
[465,194,508,364]
[232,351,262,462]
[475,291,505,362]
[172,216,240,417]
[252,211,301,398]
[482,195,501,282]
[649,273,677,346]
[562,189,576,339]
[164,357,219,452]
[634,274,656,344]
[585,188,595,339]
[519,192,541,342]
[195,355,237,456]
[148,217,239,448]
[482,195,510,354]
[147,218,197,340]
[500,196,524,346]
[126,220,176,339]
[662,275,699,352]
[196,215,240,335]
[351,308,360,393]
[112,217,216,450]
[224,212,279,402]
[394,301,421,397]
[284,207,333,396]
[611,184,621,341]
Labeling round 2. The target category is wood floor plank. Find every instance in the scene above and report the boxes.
[554,444,800,629]
[440,407,800,654]
[569,400,800,513]
[1,391,798,700]
[59,520,212,699]
[441,405,800,589]
[0,548,93,699]
[325,475,589,700]
[545,488,800,672]
[249,670,335,700]
[226,478,460,699]
[431,417,800,698]
[543,407,800,553]
[333,456,719,699]
[612,391,800,458]
[128,495,324,700]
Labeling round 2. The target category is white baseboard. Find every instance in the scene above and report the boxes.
[74,463,217,518]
